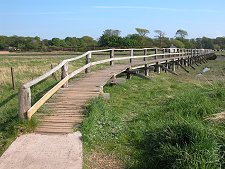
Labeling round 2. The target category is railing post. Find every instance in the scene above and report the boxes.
[130,49,134,63]
[61,62,69,88]
[144,48,147,61]
[154,48,158,59]
[110,48,115,66]
[19,86,31,119]
[162,48,165,58]
[85,52,91,73]
[168,48,171,58]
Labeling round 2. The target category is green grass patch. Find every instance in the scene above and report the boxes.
[82,65,225,168]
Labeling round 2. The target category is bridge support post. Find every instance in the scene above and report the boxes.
[144,64,149,76]
[61,62,69,88]
[177,58,180,69]
[126,66,132,79]
[85,52,91,73]
[19,86,31,119]
[165,60,168,73]
[156,62,161,74]
[144,49,147,61]
[130,49,134,63]
[172,59,176,72]
[110,49,115,66]
[185,58,188,67]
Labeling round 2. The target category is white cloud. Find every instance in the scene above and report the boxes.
[0,11,72,16]
[92,6,220,13]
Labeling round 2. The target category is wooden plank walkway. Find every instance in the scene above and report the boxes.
[35,64,129,134]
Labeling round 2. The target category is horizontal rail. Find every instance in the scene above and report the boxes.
[24,60,68,88]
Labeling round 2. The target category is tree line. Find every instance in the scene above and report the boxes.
[0,28,224,52]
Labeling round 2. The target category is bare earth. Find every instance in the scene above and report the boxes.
[0,132,82,169]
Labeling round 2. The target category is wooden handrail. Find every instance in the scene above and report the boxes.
[23,60,68,88]
[19,48,214,119]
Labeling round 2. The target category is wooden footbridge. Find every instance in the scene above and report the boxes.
[18,48,214,134]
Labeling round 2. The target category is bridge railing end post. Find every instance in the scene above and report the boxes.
[19,85,31,120]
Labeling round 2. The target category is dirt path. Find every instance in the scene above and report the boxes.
[0,132,82,169]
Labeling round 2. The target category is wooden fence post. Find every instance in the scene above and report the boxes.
[144,64,149,76]
[85,52,91,73]
[144,49,147,61]
[110,48,115,66]
[162,48,165,58]
[130,49,134,63]
[11,67,15,90]
[61,62,69,88]
[19,86,31,119]
[51,64,57,80]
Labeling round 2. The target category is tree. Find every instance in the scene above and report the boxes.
[175,29,188,40]
[154,30,166,47]
[98,29,123,47]
[201,37,214,49]
[135,28,150,37]
[103,29,121,37]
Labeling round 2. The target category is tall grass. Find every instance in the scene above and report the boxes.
[82,70,225,168]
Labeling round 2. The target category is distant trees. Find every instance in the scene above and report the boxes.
[103,29,121,37]
[0,28,224,52]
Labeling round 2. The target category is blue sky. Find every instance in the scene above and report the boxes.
[0,0,224,39]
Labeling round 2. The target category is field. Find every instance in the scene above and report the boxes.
[0,51,225,168]
[82,58,225,168]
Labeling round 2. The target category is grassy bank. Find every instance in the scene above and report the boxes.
[82,60,225,168]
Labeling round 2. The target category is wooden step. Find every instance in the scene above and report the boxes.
[42,116,83,121]
[37,114,84,117]
[35,128,73,134]
[40,119,83,123]
[38,122,75,127]
[45,103,86,106]
[45,106,84,109]
[47,100,88,104]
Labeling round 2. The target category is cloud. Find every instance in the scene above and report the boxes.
[0,11,72,16]
[92,6,219,13]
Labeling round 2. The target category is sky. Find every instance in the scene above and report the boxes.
[0,0,225,40]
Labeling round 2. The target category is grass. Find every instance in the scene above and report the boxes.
[82,59,225,168]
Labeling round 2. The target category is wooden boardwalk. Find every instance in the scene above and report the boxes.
[35,64,129,134]
[15,48,213,134]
